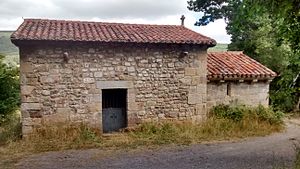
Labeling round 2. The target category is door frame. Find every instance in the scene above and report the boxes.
[96,81,139,132]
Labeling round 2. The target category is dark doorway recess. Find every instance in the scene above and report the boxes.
[102,89,127,133]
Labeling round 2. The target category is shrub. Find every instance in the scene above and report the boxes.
[254,105,284,124]
[0,55,20,124]
[211,104,244,121]
[210,104,284,124]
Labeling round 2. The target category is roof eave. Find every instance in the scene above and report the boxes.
[10,39,216,47]
[207,75,276,82]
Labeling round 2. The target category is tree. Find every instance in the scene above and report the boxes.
[188,0,300,112]
[0,55,20,123]
[253,0,300,111]
[187,0,268,58]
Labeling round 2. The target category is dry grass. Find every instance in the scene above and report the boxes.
[0,106,284,168]
[126,117,283,146]
[1,116,283,156]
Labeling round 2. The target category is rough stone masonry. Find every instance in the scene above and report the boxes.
[20,42,208,134]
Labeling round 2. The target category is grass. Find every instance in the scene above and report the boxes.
[128,117,282,146]
[0,118,283,154]
[0,105,285,168]
[0,119,283,168]
[0,113,21,146]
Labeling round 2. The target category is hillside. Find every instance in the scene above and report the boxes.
[0,31,19,65]
[208,43,228,52]
[0,31,18,55]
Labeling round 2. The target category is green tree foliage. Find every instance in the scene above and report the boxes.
[187,0,250,55]
[188,0,300,112]
[0,54,20,123]
[256,0,300,111]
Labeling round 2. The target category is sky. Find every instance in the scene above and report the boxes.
[0,0,231,43]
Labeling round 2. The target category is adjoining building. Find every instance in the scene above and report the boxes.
[207,51,276,109]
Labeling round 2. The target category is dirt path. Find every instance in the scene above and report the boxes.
[16,120,300,169]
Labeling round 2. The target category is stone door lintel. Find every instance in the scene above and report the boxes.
[96,81,134,89]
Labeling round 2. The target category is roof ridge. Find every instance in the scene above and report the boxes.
[23,18,184,28]
[208,51,243,54]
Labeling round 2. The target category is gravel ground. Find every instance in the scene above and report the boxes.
[16,120,300,169]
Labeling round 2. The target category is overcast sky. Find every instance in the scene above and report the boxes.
[0,0,230,43]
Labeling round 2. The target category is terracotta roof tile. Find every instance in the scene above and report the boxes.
[11,19,216,46]
[207,51,276,80]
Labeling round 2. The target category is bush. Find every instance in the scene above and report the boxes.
[210,104,284,124]
[0,54,20,124]
[270,76,299,113]
[211,104,243,121]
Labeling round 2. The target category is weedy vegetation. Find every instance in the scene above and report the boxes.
[0,113,21,146]
[0,104,285,168]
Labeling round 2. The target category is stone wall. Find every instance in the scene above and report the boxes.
[207,81,270,110]
[19,42,208,135]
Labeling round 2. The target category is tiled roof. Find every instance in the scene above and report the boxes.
[11,19,216,46]
[207,51,276,80]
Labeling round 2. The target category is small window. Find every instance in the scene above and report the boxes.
[227,83,231,96]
